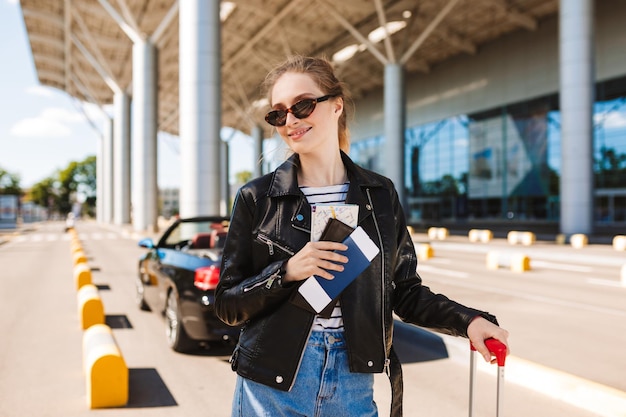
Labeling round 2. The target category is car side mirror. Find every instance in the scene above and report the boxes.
[138,238,155,249]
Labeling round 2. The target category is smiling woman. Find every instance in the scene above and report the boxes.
[215,55,509,417]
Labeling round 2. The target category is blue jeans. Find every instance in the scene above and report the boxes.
[231,331,378,417]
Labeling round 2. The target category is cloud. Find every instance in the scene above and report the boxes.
[10,117,72,138]
[81,102,110,123]
[9,106,84,138]
[602,111,626,129]
[41,107,85,123]
[25,85,56,98]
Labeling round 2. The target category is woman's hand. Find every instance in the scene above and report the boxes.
[467,316,510,363]
[283,241,348,283]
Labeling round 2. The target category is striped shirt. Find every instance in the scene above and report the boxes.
[300,182,350,332]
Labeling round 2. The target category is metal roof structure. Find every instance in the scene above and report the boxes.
[20,0,558,138]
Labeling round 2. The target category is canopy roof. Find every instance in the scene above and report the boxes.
[19,0,558,137]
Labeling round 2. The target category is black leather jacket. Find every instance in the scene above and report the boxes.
[216,152,496,393]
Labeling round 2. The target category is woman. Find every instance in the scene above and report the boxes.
[215,55,509,417]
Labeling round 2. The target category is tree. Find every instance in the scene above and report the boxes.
[0,167,21,195]
[439,174,460,196]
[596,146,626,188]
[235,170,253,184]
[75,156,97,197]
[28,177,57,213]
[57,161,79,214]
[74,156,97,216]
[27,155,97,216]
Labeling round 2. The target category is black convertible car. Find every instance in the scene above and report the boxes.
[137,216,240,352]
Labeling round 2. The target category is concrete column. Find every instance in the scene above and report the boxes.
[96,128,104,223]
[384,63,407,210]
[113,91,131,225]
[131,40,158,232]
[559,0,594,235]
[179,0,221,217]
[102,117,114,223]
[220,140,230,216]
[252,124,264,178]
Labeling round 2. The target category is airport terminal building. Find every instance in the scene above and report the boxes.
[346,0,625,235]
[20,0,626,236]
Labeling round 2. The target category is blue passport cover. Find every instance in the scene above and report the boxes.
[297,226,379,313]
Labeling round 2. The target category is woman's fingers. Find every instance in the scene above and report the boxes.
[285,242,348,281]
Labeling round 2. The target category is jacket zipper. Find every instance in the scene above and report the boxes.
[289,320,314,391]
[366,188,390,375]
[242,268,282,293]
[256,233,295,256]
[243,235,295,293]
[253,230,312,389]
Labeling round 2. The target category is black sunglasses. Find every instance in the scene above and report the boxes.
[265,94,336,127]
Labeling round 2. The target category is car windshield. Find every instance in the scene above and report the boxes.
[163,219,229,250]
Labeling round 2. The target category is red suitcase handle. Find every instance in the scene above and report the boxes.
[470,338,507,366]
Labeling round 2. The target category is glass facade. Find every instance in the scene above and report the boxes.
[350,77,626,226]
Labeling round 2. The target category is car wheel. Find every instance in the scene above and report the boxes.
[165,290,195,352]
[135,274,150,311]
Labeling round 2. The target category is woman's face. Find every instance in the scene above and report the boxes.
[270,72,342,156]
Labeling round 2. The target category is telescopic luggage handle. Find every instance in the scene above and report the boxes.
[469,338,507,417]
[470,338,507,366]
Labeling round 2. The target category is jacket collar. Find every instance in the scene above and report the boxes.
[267,151,384,198]
[268,151,385,229]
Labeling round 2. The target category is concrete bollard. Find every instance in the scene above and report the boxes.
[570,234,588,249]
[507,231,536,246]
[486,251,531,272]
[469,229,493,243]
[71,239,83,254]
[77,284,105,330]
[612,235,626,251]
[82,324,128,409]
[427,227,449,240]
[555,234,566,245]
[73,250,88,265]
[417,243,434,260]
[74,263,93,290]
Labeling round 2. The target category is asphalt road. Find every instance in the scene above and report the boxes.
[0,220,624,417]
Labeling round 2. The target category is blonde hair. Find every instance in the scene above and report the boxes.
[263,55,353,153]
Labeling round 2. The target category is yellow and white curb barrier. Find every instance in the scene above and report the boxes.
[427,227,449,240]
[73,250,88,266]
[570,233,588,249]
[71,240,83,255]
[507,230,536,246]
[71,226,128,409]
[417,243,434,261]
[74,263,93,290]
[486,251,531,272]
[82,324,128,409]
[468,229,492,243]
[77,284,105,330]
[612,235,626,251]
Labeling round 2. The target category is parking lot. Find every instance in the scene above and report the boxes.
[0,220,625,417]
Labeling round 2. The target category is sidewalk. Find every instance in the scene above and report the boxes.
[3,220,625,416]
[436,332,626,417]
[0,225,27,245]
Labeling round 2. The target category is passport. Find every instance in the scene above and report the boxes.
[296,226,379,314]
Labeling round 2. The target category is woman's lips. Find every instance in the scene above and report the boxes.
[288,126,311,140]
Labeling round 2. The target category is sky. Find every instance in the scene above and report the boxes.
[0,0,255,190]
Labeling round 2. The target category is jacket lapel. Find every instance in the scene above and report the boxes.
[266,151,385,231]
